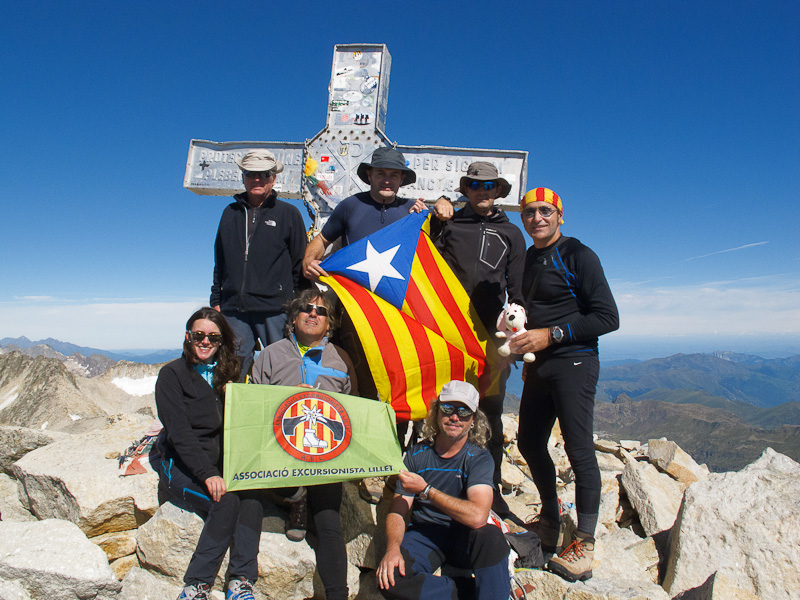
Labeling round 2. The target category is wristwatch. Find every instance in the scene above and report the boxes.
[419,484,432,501]
[550,326,565,344]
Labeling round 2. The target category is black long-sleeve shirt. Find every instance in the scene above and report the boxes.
[523,236,619,357]
[211,192,307,312]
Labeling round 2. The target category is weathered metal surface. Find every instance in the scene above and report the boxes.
[183,140,304,198]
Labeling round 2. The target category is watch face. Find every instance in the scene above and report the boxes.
[552,327,564,343]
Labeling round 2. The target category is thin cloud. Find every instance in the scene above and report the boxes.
[13,295,57,302]
[612,279,800,337]
[684,241,768,262]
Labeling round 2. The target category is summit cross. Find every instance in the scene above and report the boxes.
[183,43,528,232]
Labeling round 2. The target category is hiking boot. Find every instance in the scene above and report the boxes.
[524,514,565,555]
[177,583,211,600]
[359,476,386,504]
[227,577,256,600]
[285,491,307,542]
[547,531,594,582]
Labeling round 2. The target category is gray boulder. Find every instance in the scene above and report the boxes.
[647,439,709,487]
[0,474,34,523]
[0,426,69,475]
[663,448,800,600]
[0,519,121,600]
[119,567,182,600]
[620,451,684,537]
[12,419,158,536]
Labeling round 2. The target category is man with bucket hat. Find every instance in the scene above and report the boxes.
[377,380,511,600]
[429,161,526,513]
[302,146,425,280]
[211,149,307,380]
[509,188,619,582]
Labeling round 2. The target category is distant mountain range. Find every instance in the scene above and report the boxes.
[596,351,800,408]
[0,336,180,365]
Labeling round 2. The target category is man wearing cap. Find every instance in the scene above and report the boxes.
[211,149,307,379]
[377,380,510,600]
[302,146,425,280]
[430,162,526,509]
[509,188,618,582]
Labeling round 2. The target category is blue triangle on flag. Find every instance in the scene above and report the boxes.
[320,211,428,309]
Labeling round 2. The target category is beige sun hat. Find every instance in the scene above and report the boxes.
[236,149,284,174]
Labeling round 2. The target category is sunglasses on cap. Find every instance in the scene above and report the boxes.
[299,303,329,317]
[439,403,474,419]
[189,331,223,344]
[468,181,497,191]
[243,170,273,179]
[522,205,558,219]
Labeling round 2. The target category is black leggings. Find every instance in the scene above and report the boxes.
[307,483,349,600]
[517,354,601,530]
[160,458,263,586]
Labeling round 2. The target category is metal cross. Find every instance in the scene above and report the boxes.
[183,43,528,232]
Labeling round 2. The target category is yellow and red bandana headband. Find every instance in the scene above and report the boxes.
[521,187,564,224]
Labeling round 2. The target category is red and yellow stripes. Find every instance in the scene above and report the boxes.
[321,225,488,421]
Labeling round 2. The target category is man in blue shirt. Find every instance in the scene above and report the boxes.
[302,147,424,280]
[376,380,510,600]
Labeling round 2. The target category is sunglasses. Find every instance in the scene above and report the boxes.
[299,303,329,317]
[189,331,223,344]
[243,170,273,180]
[522,205,557,219]
[468,181,497,191]
[439,403,474,419]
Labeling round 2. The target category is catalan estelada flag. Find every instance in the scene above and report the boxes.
[319,211,490,421]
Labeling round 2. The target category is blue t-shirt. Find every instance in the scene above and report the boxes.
[320,192,413,247]
[397,440,494,527]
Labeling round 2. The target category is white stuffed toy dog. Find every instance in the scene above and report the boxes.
[496,303,535,362]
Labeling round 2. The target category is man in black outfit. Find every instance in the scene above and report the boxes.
[430,162,526,512]
[211,149,307,380]
[509,187,619,582]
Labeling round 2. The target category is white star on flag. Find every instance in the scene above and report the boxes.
[347,241,405,292]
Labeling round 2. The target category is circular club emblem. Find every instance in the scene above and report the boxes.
[273,390,351,462]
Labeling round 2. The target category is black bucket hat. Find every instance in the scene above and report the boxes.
[356,147,417,186]
[458,161,511,198]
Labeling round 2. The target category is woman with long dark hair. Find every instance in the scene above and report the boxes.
[156,307,261,600]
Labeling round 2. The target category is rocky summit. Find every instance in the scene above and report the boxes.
[0,352,798,600]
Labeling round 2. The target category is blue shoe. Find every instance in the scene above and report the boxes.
[177,583,210,600]
[227,577,256,600]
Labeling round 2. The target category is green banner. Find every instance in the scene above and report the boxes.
[223,384,405,491]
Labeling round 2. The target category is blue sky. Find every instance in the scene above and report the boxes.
[1,1,798,359]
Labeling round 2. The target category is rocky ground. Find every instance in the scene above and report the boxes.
[0,351,798,599]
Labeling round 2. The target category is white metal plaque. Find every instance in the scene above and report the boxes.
[184,140,304,198]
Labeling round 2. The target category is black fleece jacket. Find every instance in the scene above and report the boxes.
[210,191,307,313]
[431,204,526,331]
[155,357,223,482]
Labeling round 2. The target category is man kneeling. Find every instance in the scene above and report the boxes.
[377,381,510,600]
